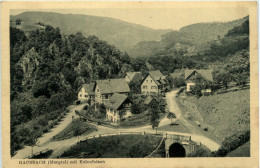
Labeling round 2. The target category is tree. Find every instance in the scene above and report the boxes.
[119,109,126,120]
[225,50,249,87]
[149,100,160,133]
[25,133,39,157]
[171,77,186,88]
[214,70,231,89]
[131,103,141,114]
[120,52,131,64]
[98,104,106,118]
[131,57,148,72]
[129,80,141,94]
[167,113,176,125]
[15,18,22,25]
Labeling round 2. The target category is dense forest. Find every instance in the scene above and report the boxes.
[10,25,136,155]
[10,15,249,155]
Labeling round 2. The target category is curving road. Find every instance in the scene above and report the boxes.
[12,90,221,159]
[12,104,85,159]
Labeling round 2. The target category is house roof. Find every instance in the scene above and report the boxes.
[149,70,164,81]
[144,96,157,105]
[141,70,167,86]
[169,72,184,79]
[125,72,142,81]
[174,69,183,73]
[95,78,130,94]
[105,93,129,110]
[185,69,213,81]
[130,72,143,84]
[79,83,95,95]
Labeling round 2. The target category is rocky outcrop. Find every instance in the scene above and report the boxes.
[19,47,40,78]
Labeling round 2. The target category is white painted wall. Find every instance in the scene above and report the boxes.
[141,75,158,95]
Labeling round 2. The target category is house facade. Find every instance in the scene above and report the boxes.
[141,70,168,96]
[94,79,130,104]
[185,69,213,92]
[105,93,132,123]
[77,83,95,104]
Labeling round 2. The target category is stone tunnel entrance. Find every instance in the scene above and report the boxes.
[169,143,186,157]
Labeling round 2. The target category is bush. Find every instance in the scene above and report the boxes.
[75,100,81,105]
[83,105,88,110]
[38,118,48,126]
[188,146,211,157]
[212,130,250,157]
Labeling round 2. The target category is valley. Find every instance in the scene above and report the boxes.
[10,11,250,158]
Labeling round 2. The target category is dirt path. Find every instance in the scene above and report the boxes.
[12,104,86,159]
[165,90,221,150]
[13,90,221,159]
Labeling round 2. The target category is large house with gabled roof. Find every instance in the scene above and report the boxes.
[78,83,95,103]
[105,93,132,123]
[140,70,168,96]
[94,79,130,104]
[185,69,213,92]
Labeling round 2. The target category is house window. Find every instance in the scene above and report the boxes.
[143,85,147,89]
[80,94,82,97]
[151,86,157,89]
[151,80,152,83]
[97,89,99,92]
[85,95,88,98]
[146,80,148,82]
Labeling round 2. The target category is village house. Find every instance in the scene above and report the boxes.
[141,70,168,96]
[77,83,95,104]
[124,72,143,84]
[94,79,130,104]
[105,93,132,124]
[185,69,213,92]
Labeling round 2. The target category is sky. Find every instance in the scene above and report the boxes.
[11,8,249,30]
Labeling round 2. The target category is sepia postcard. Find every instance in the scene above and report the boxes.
[1,1,258,168]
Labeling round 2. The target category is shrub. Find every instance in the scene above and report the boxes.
[38,118,48,126]
[75,100,81,105]
[188,146,211,157]
[212,130,250,157]
[83,105,88,110]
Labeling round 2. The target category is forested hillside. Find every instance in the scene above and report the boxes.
[10,15,250,156]
[147,19,249,77]
[130,16,248,58]
[10,25,135,155]
[10,12,171,52]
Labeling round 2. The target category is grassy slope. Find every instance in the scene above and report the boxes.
[60,135,162,158]
[157,120,190,133]
[184,89,250,139]
[226,141,250,157]
[52,119,97,141]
